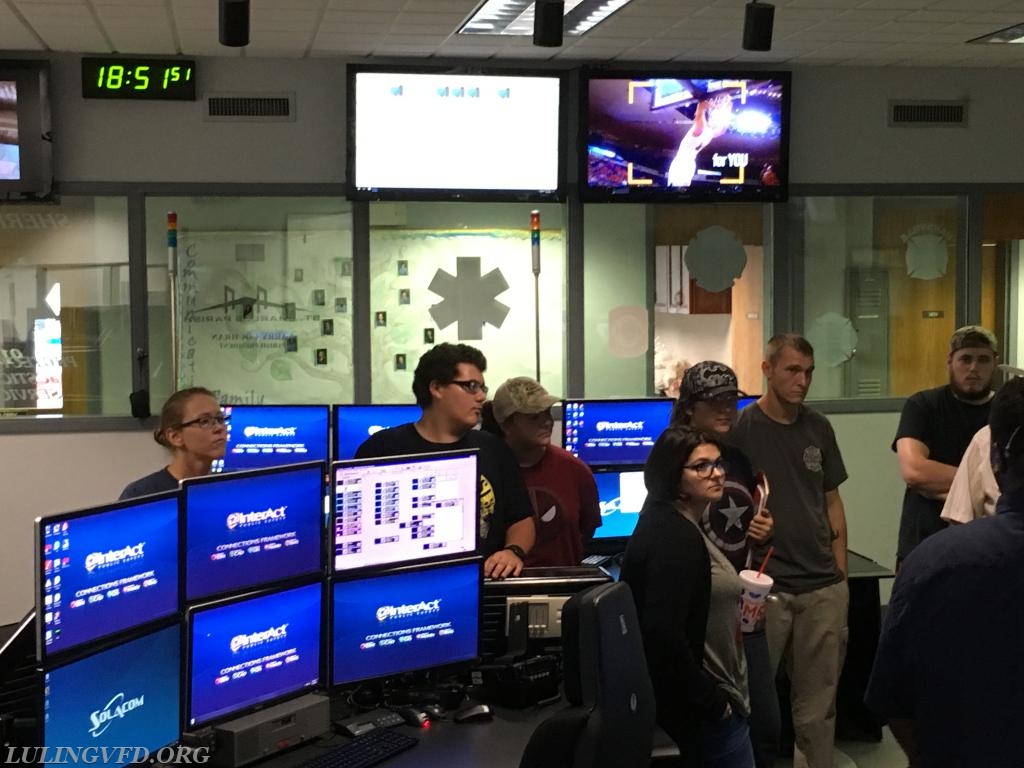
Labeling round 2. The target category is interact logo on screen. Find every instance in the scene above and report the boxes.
[88,691,145,737]
[226,505,287,530]
[84,543,145,573]
[595,420,645,432]
[230,623,289,653]
[243,426,297,438]
[376,599,442,622]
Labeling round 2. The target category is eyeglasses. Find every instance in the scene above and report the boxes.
[683,458,726,478]
[449,380,489,395]
[177,414,230,430]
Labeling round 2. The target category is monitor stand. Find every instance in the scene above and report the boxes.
[206,692,330,767]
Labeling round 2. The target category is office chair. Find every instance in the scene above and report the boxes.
[518,582,656,768]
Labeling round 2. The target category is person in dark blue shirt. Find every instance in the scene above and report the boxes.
[119,387,227,499]
[866,375,1024,768]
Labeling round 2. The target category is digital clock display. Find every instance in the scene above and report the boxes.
[81,58,196,100]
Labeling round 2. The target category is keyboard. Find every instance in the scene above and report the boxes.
[299,729,418,768]
[581,554,612,567]
[333,708,405,738]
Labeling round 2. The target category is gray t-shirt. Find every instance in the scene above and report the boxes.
[730,403,847,594]
[701,531,750,717]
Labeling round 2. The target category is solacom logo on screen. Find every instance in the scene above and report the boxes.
[4,746,211,764]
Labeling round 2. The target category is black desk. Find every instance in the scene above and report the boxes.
[268,703,552,768]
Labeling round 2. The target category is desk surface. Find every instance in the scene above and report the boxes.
[271,705,549,768]
[848,550,895,580]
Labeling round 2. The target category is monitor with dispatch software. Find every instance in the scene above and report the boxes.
[331,450,479,573]
[331,558,480,688]
[182,462,325,603]
[35,492,179,660]
[215,404,329,473]
[186,580,322,729]
[332,404,422,461]
[562,398,674,467]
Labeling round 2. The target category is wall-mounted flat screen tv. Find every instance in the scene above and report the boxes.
[0,60,52,199]
[582,71,790,203]
[348,67,563,201]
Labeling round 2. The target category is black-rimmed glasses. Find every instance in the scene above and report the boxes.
[449,380,489,395]
[683,458,726,478]
[177,414,230,430]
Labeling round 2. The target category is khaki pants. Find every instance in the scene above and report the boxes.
[766,579,849,768]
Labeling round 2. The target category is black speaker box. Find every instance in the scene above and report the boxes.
[219,0,250,47]
[742,2,775,51]
[533,0,564,47]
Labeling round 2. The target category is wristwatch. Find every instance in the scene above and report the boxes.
[503,544,526,560]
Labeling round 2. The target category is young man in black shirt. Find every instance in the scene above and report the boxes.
[892,325,997,563]
[355,343,535,578]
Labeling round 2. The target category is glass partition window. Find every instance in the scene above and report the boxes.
[0,197,130,416]
[145,198,354,408]
[790,196,961,400]
[368,202,565,403]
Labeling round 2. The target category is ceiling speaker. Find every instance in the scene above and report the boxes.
[533,0,565,47]
[742,1,774,52]
[219,0,250,47]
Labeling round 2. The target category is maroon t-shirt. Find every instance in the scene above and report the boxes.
[520,445,602,567]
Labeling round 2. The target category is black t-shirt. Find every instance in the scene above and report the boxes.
[119,467,179,500]
[892,386,991,560]
[354,423,534,557]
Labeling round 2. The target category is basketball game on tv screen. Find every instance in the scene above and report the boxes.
[585,75,789,201]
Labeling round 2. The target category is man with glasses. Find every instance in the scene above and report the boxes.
[482,376,601,567]
[355,343,535,578]
[730,335,849,768]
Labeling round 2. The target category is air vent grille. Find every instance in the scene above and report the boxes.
[889,101,967,126]
[204,93,295,122]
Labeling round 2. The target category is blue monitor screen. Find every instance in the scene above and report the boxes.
[738,395,758,411]
[593,468,646,540]
[43,625,180,765]
[214,405,330,473]
[37,493,179,659]
[331,560,480,687]
[333,404,422,461]
[188,581,322,728]
[562,399,674,467]
[183,463,325,603]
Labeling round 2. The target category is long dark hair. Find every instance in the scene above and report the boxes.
[154,387,216,448]
[644,425,720,502]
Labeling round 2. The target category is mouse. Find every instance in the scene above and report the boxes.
[422,703,445,720]
[394,706,429,727]
[453,702,493,724]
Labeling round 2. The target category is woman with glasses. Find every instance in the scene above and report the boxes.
[119,387,228,500]
[621,425,753,768]
[480,377,601,567]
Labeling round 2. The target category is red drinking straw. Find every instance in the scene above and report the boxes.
[756,546,775,578]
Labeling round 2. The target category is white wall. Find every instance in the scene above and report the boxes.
[0,431,166,624]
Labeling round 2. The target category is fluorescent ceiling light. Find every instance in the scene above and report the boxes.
[967,22,1024,44]
[458,0,632,36]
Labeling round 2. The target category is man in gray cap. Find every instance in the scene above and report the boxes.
[485,377,601,567]
[893,325,998,564]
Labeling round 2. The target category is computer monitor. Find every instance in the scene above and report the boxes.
[480,567,613,659]
[35,491,180,660]
[562,398,674,467]
[330,558,481,688]
[186,580,322,729]
[738,395,759,411]
[216,405,330,473]
[43,624,181,762]
[331,450,479,573]
[333,404,422,461]
[182,462,325,603]
[589,467,646,554]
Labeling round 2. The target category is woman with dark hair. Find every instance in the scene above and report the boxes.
[119,387,228,500]
[621,425,755,768]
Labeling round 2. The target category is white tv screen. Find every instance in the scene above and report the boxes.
[351,70,562,197]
